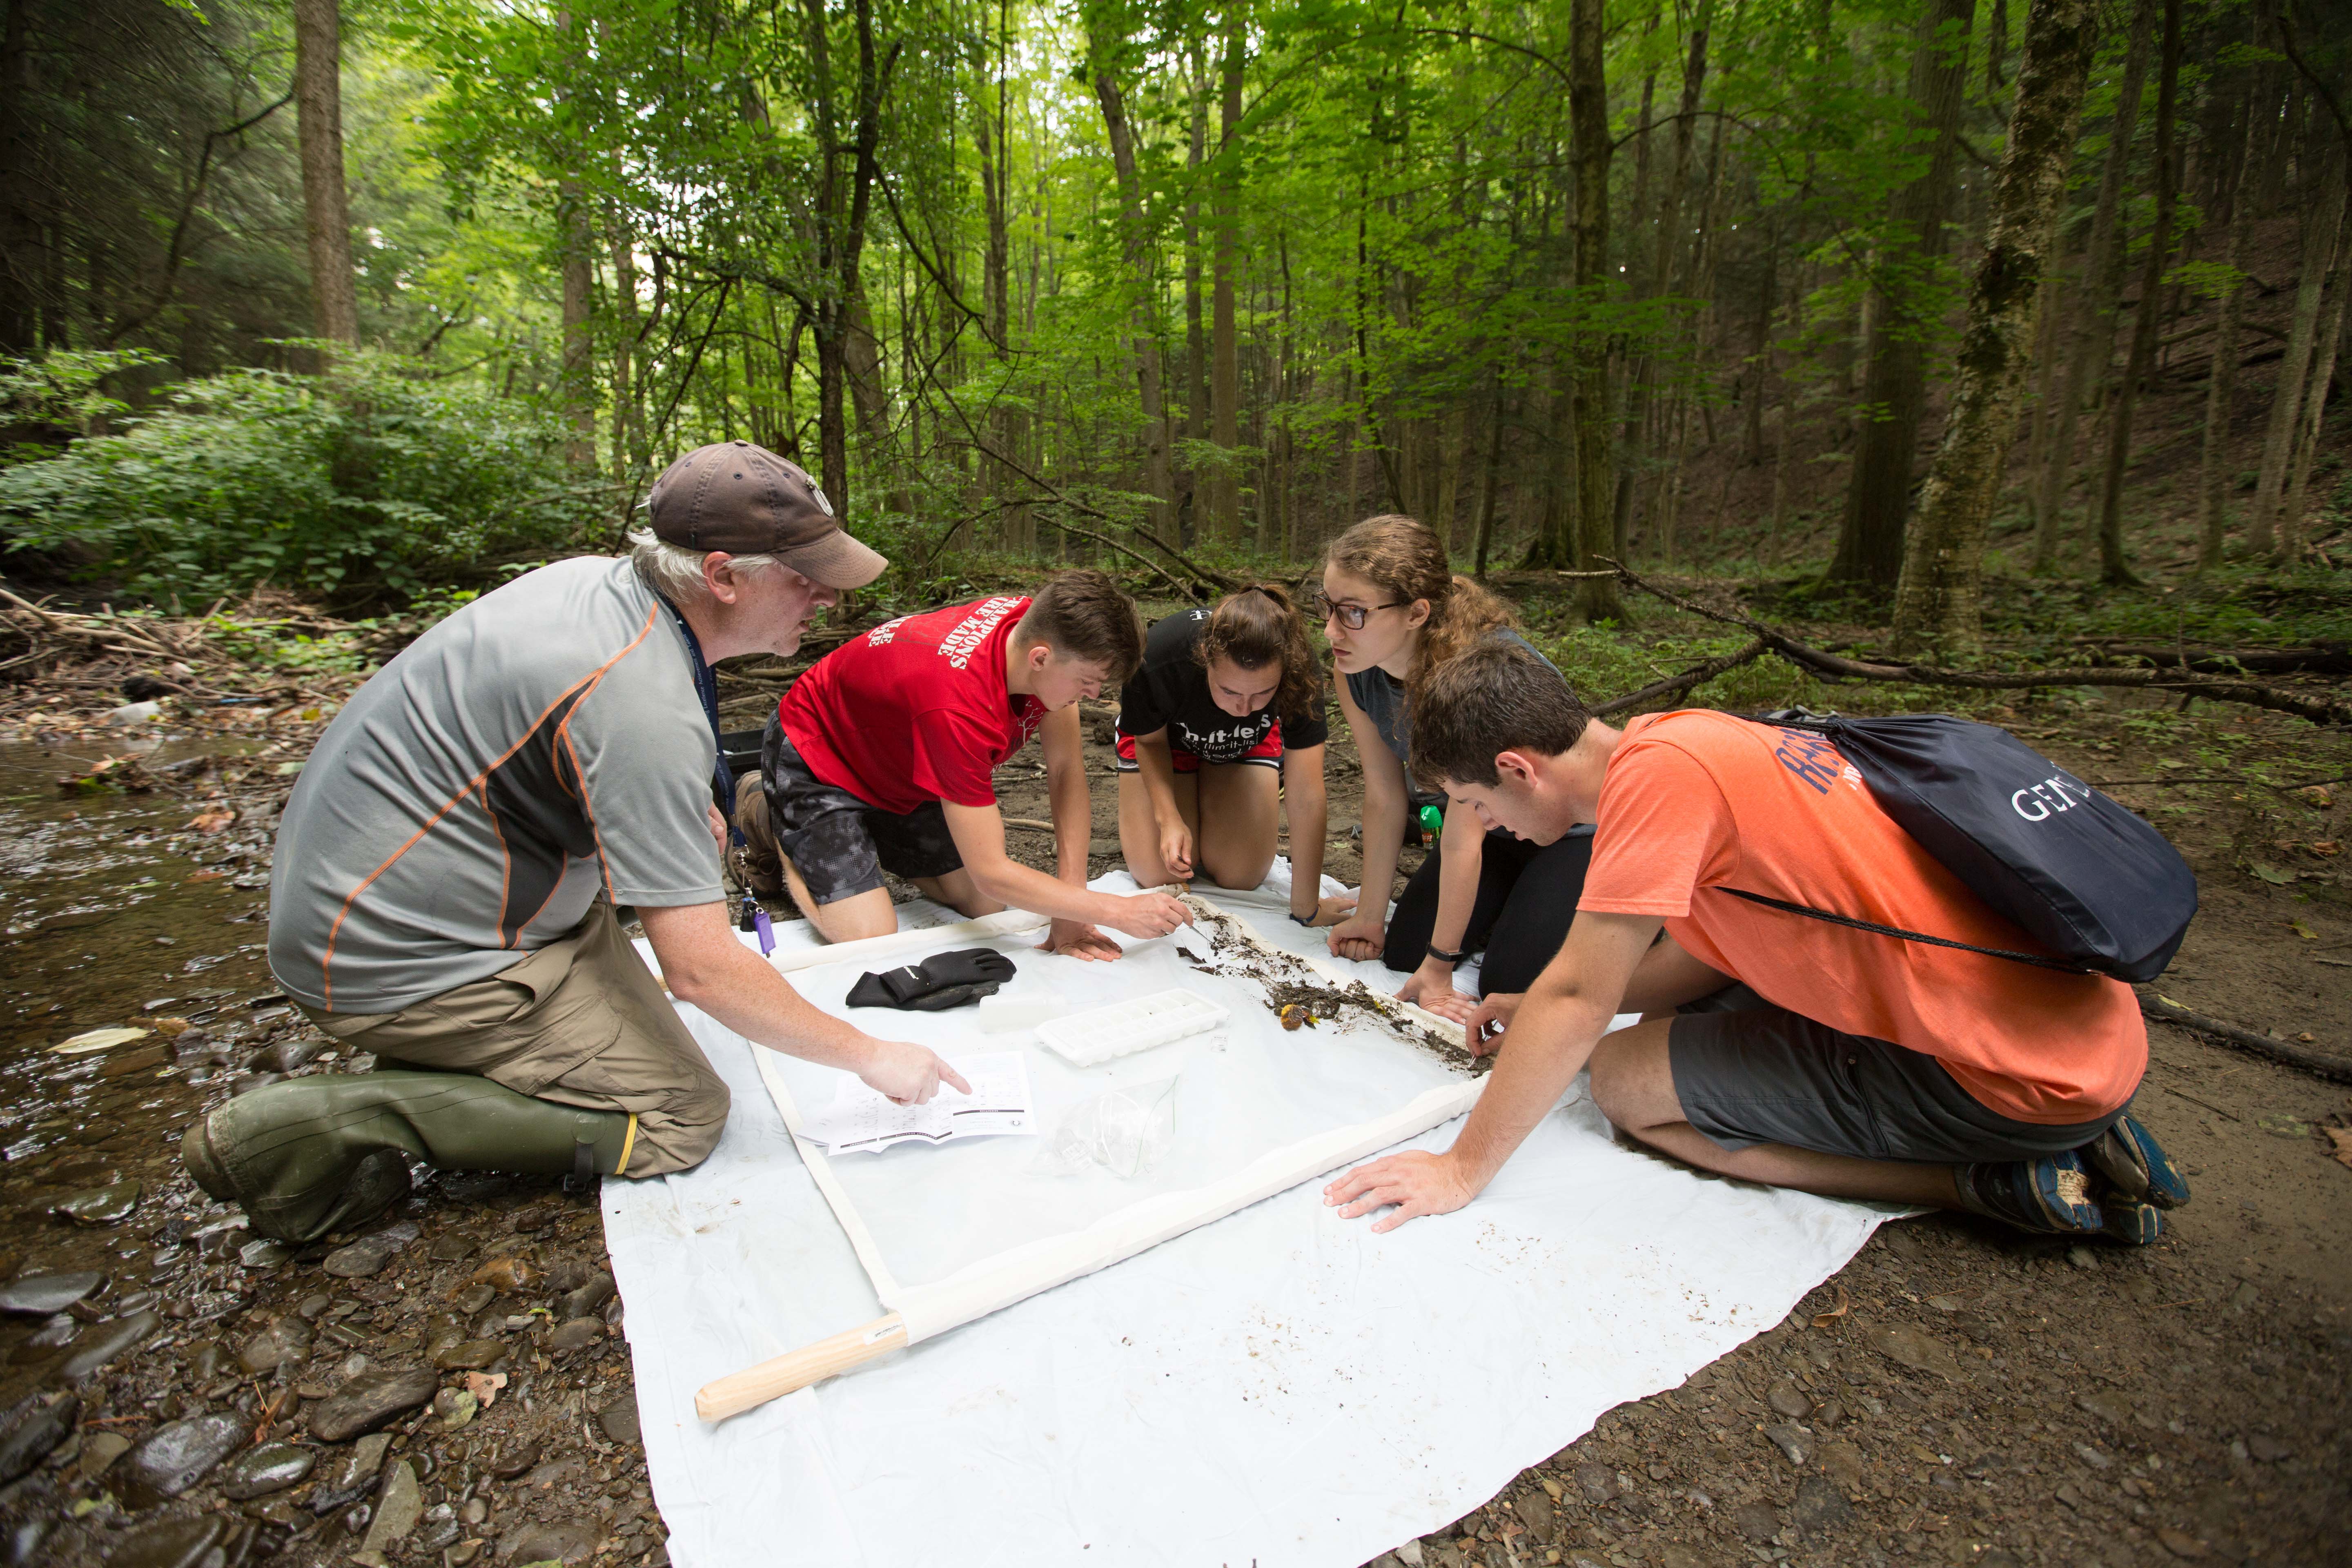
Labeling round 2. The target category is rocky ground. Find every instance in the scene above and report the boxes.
[0,596,2344,1568]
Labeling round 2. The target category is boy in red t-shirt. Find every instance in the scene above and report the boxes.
[1320,637,2188,1245]
[745,570,1188,958]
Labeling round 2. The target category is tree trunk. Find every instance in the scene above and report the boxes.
[609,217,644,481]
[557,182,595,469]
[2277,205,2351,558]
[0,0,41,355]
[1091,62,1174,537]
[1892,0,2099,656]
[1568,0,1623,621]
[2030,0,2153,569]
[2089,0,2181,586]
[1209,6,1243,542]
[1472,372,1505,576]
[1826,0,1976,591]
[2197,81,2257,570]
[292,0,359,347]
[2247,139,2348,555]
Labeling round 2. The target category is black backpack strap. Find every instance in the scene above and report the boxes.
[1718,888,2095,976]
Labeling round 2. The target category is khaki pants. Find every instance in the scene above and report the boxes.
[298,902,731,1177]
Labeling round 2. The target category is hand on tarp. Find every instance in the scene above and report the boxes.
[847,948,1018,1011]
[1324,1149,1479,1234]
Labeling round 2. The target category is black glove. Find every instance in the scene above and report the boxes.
[846,948,1018,1012]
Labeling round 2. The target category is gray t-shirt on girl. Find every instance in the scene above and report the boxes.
[1344,628,1555,807]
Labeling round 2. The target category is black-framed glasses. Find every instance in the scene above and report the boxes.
[1313,592,1409,631]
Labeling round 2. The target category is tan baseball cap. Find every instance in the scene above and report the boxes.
[646,441,889,590]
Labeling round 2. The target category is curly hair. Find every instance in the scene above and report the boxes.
[1325,514,1517,713]
[1190,583,1322,724]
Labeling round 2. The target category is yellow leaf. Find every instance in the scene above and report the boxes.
[50,1027,150,1055]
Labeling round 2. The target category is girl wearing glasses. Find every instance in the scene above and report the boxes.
[1320,515,1592,1024]
[1116,585,1359,927]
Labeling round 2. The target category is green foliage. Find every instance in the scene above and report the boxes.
[0,352,172,459]
[0,350,610,604]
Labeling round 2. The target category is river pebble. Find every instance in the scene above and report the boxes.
[49,1179,140,1225]
[308,1367,437,1442]
[57,1307,160,1378]
[122,1411,246,1502]
[323,1220,420,1278]
[106,1512,225,1568]
[217,1439,316,1499]
[0,1270,104,1315]
[238,1314,314,1373]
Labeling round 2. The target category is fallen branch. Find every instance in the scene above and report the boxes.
[2138,993,2352,1084]
[2091,773,2349,792]
[1590,639,1769,718]
[1599,561,2352,729]
[2079,643,2352,676]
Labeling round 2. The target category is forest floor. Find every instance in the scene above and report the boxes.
[0,572,2344,1568]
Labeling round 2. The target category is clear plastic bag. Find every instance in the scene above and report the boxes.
[1033,1074,1180,1179]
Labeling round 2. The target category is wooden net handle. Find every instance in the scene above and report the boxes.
[695,1312,909,1421]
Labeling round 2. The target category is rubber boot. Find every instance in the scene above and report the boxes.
[182,1071,638,1243]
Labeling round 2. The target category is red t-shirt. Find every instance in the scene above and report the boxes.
[1577,710,2146,1125]
[780,595,1047,814]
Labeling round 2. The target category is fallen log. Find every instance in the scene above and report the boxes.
[1600,561,2352,730]
[2138,993,2352,1084]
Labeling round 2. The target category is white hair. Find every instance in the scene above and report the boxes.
[626,527,787,603]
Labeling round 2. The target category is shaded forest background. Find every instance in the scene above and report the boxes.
[1,0,2348,657]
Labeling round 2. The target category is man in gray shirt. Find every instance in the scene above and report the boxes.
[185,442,970,1241]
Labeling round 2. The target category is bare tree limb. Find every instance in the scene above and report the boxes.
[2140,993,2352,1083]
[1590,639,1769,717]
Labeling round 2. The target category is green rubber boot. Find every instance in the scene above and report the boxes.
[182,1071,638,1243]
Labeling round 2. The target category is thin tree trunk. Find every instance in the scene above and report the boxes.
[2090,0,2182,587]
[2197,84,2258,570]
[609,217,644,481]
[293,0,358,347]
[1209,6,1243,542]
[2031,0,2153,568]
[2278,207,2351,558]
[1893,0,2099,655]
[1568,0,1623,621]
[0,0,41,354]
[1091,61,1174,537]
[2247,141,2349,555]
[1826,0,1976,591]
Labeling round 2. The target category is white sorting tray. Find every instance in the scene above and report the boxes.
[1033,988,1231,1067]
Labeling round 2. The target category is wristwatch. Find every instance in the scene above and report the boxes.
[1426,943,1469,965]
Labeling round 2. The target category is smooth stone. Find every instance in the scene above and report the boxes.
[428,1233,477,1263]
[238,1238,293,1270]
[1766,1379,1812,1419]
[122,1411,246,1501]
[453,1284,496,1316]
[217,1440,316,1499]
[1512,1491,1554,1544]
[1790,1474,1853,1531]
[361,1459,424,1553]
[267,1038,325,1073]
[309,1367,437,1442]
[547,1319,601,1354]
[334,1432,394,1492]
[57,1307,160,1379]
[78,1429,130,1479]
[323,1222,420,1280]
[560,1273,616,1321]
[0,1394,79,1483]
[1864,1323,1964,1381]
[105,1513,224,1568]
[433,1388,477,1430]
[49,1180,140,1225]
[596,1392,640,1446]
[1762,1422,1813,1466]
[1573,1460,1617,1503]
[239,1315,314,1374]
[488,1440,541,1479]
[1733,1500,1782,1542]
[0,1271,104,1316]
[434,1339,506,1371]
[499,1520,599,1564]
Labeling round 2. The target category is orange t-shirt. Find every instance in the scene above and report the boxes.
[1577,710,2145,1125]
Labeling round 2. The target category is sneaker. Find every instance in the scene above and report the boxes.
[1955,1150,2105,1236]
[2082,1113,2189,1210]
[2100,1197,2165,1246]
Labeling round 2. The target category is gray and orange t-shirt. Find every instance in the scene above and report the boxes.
[269,556,724,1017]
[1577,709,2147,1125]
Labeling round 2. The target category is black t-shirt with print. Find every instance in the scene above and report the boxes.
[1114,608,1330,763]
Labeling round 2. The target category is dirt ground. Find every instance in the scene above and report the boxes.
[0,641,2345,1568]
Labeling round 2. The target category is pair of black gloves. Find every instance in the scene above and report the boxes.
[846,948,1016,1012]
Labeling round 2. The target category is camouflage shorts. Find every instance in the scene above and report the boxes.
[759,716,964,906]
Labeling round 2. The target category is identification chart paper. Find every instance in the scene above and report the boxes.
[800,1051,1035,1155]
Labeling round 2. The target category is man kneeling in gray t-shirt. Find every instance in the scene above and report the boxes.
[183,442,969,1242]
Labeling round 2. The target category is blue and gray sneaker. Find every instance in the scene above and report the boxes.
[2099,1198,2165,1246]
[2082,1113,2189,1210]
[1955,1150,2106,1236]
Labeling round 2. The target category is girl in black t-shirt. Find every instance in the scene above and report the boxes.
[1114,586,1357,926]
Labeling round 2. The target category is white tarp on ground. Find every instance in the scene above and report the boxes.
[602,870,1889,1568]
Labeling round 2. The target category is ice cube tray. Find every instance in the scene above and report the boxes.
[1033,989,1231,1067]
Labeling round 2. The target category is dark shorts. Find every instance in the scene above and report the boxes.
[1112,721,1285,774]
[1667,984,2127,1164]
[761,723,964,906]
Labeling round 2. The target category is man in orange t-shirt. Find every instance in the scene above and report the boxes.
[1323,638,2187,1243]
